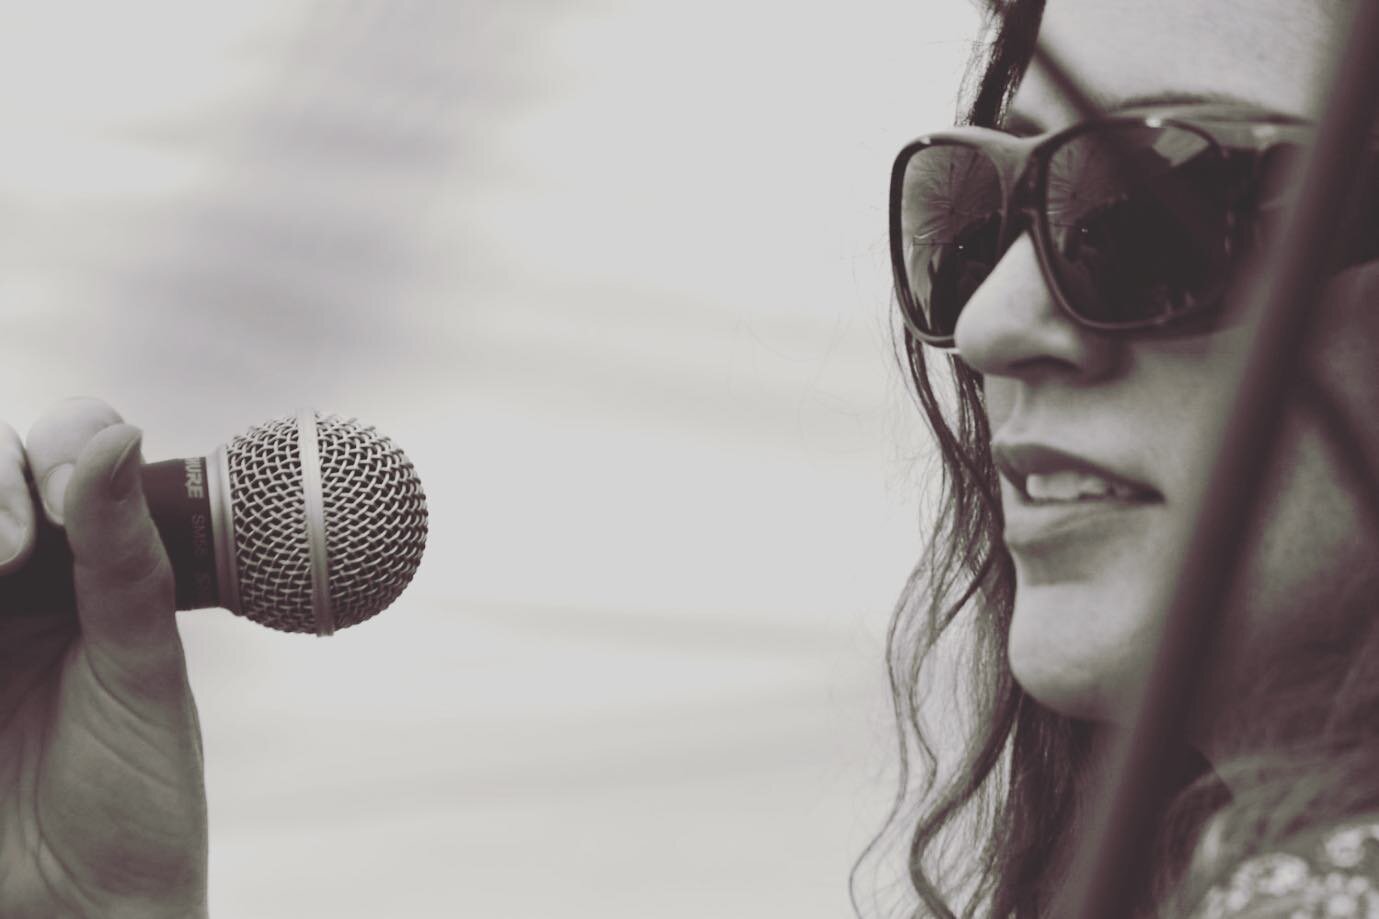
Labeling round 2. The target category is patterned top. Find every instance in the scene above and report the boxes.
[1192,821,1379,918]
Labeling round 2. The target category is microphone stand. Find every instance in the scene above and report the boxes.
[971,3,1379,915]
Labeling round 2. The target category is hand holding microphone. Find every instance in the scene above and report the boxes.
[0,398,209,919]
[0,397,428,918]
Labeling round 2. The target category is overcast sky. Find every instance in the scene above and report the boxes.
[0,3,983,916]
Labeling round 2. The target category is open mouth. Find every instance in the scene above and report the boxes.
[1017,470,1159,504]
[994,442,1162,506]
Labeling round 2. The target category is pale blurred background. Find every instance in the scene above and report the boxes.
[0,2,981,916]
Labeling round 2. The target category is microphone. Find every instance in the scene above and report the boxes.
[0,409,428,636]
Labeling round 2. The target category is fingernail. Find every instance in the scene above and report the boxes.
[42,463,73,525]
[108,430,144,497]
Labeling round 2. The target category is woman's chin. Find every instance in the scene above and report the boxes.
[1006,579,1156,721]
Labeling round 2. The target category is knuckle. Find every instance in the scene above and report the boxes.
[0,422,35,567]
[56,394,122,418]
[0,420,23,462]
[73,547,177,621]
[0,427,30,484]
[84,538,172,592]
[122,543,173,591]
[25,398,127,485]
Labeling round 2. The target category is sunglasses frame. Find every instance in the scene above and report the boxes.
[888,104,1312,348]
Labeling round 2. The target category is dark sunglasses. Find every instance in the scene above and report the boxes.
[889,104,1379,348]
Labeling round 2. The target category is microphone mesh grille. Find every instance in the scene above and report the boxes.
[225,413,429,633]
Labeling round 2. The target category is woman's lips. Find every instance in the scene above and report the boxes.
[1000,478,1163,586]
[993,441,1163,562]
[1001,479,1161,551]
[993,442,1162,502]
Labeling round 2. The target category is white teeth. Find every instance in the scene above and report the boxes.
[1024,471,1136,501]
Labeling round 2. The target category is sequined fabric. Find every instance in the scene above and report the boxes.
[1194,823,1379,918]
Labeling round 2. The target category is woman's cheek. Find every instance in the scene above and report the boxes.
[1228,398,1379,661]
[1226,267,1379,661]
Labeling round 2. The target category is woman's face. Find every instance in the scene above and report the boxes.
[956,0,1379,728]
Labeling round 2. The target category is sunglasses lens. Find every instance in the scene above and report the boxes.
[896,143,1003,339]
[1042,125,1236,327]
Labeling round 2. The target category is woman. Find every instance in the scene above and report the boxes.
[876,0,1379,916]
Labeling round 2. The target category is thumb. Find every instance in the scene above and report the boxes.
[63,423,185,702]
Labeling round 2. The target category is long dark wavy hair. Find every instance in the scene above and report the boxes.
[856,1,1379,917]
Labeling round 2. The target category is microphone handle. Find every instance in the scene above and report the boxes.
[0,458,227,618]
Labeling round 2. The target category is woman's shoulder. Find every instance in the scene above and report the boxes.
[1191,818,1379,918]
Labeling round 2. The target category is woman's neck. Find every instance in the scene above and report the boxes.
[1045,730,1222,916]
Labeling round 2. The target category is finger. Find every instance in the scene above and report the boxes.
[0,420,35,573]
[63,423,185,709]
[25,396,125,528]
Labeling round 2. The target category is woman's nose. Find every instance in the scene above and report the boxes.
[953,233,1119,382]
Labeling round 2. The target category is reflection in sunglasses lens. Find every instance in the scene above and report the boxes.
[900,145,1003,336]
[1044,125,1237,327]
